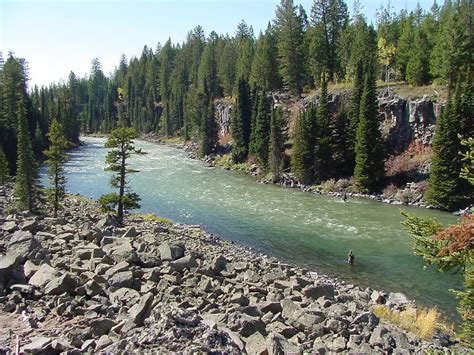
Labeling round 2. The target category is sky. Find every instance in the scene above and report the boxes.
[1,0,435,88]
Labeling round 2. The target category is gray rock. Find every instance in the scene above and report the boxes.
[44,274,77,295]
[244,331,267,355]
[7,230,37,263]
[22,337,52,353]
[85,280,103,297]
[10,284,34,294]
[90,318,117,336]
[158,242,184,261]
[266,332,300,354]
[371,290,385,304]
[327,336,347,352]
[129,292,154,325]
[171,255,198,272]
[121,226,137,238]
[73,243,105,260]
[0,254,20,285]
[281,299,300,321]
[21,220,38,233]
[303,284,335,300]
[109,287,141,306]
[96,215,117,229]
[23,260,39,278]
[2,221,17,232]
[258,301,283,314]
[95,335,113,350]
[108,271,134,289]
[104,261,130,278]
[29,264,59,288]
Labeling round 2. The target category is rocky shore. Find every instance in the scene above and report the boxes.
[0,184,460,353]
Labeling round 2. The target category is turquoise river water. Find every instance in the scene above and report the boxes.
[47,137,461,322]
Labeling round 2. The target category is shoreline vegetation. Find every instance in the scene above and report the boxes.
[0,184,465,353]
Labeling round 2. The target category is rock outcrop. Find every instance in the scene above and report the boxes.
[215,89,444,156]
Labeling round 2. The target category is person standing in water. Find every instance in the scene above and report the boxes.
[347,250,355,265]
[342,191,347,202]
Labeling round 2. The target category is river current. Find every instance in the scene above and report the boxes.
[47,137,461,321]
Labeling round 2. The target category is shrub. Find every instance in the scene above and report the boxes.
[373,305,440,339]
[128,213,172,224]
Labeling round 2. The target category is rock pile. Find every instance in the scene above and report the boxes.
[0,196,454,353]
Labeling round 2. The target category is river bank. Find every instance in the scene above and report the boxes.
[0,183,464,353]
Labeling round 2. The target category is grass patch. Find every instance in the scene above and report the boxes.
[159,136,185,144]
[214,154,251,172]
[129,213,173,224]
[373,305,442,339]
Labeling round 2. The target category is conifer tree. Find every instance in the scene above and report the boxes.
[99,128,141,225]
[0,147,9,184]
[44,119,68,217]
[252,92,271,169]
[231,78,252,162]
[269,107,286,182]
[406,28,430,85]
[200,98,219,157]
[250,25,281,91]
[314,78,333,181]
[15,91,40,212]
[274,0,306,94]
[347,61,364,171]
[354,70,384,193]
[291,107,316,184]
[425,84,465,210]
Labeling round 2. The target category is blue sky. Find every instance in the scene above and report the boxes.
[1,0,435,87]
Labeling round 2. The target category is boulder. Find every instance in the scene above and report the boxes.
[23,260,39,278]
[303,284,335,300]
[109,287,141,306]
[171,255,198,272]
[158,242,184,261]
[90,318,117,337]
[29,264,59,288]
[0,254,20,285]
[44,274,77,295]
[371,290,386,304]
[129,292,154,326]
[20,220,38,233]
[108,271,134,289]
[244,331,267,355]
[121,226,137,238]
[21,337,52,354]
[96,215,117,229]
[266,332,300,354]
[7,230,37,263]
[2,221,17,232]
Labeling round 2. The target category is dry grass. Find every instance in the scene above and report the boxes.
[214,154,250,171]
[373,305,441,339]
[386,142,433,178]
[159,136,185,144]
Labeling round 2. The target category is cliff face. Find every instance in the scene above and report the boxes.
[214,90,444,156]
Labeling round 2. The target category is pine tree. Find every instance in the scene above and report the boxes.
[0,147,9,184]
[200,98,219,157]
[99,128,141,225]
[309,0,349,83]
[15,91,40,212]
[291,108,316,184]
[274,0,306,94]
[396,14,415,81]
[250,25,281,91]
[231,78,252,162]
[354,70,384,193]
[425,84,465,210]
[44,119,68,217]
[269,107,286,182]
[314,78,333,181]
[347,60,364,171]
[406,28,430,86]
[252,92,271,169]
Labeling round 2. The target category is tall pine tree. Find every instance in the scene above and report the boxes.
[354,69,384,193]
[291,107,317,184]
[15,90,40,212]
[231,78,252,162]
[44,119,68,217]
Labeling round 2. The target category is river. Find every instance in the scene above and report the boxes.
[48,136,461,322]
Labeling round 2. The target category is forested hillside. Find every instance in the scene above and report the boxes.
[0,0,472,209]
